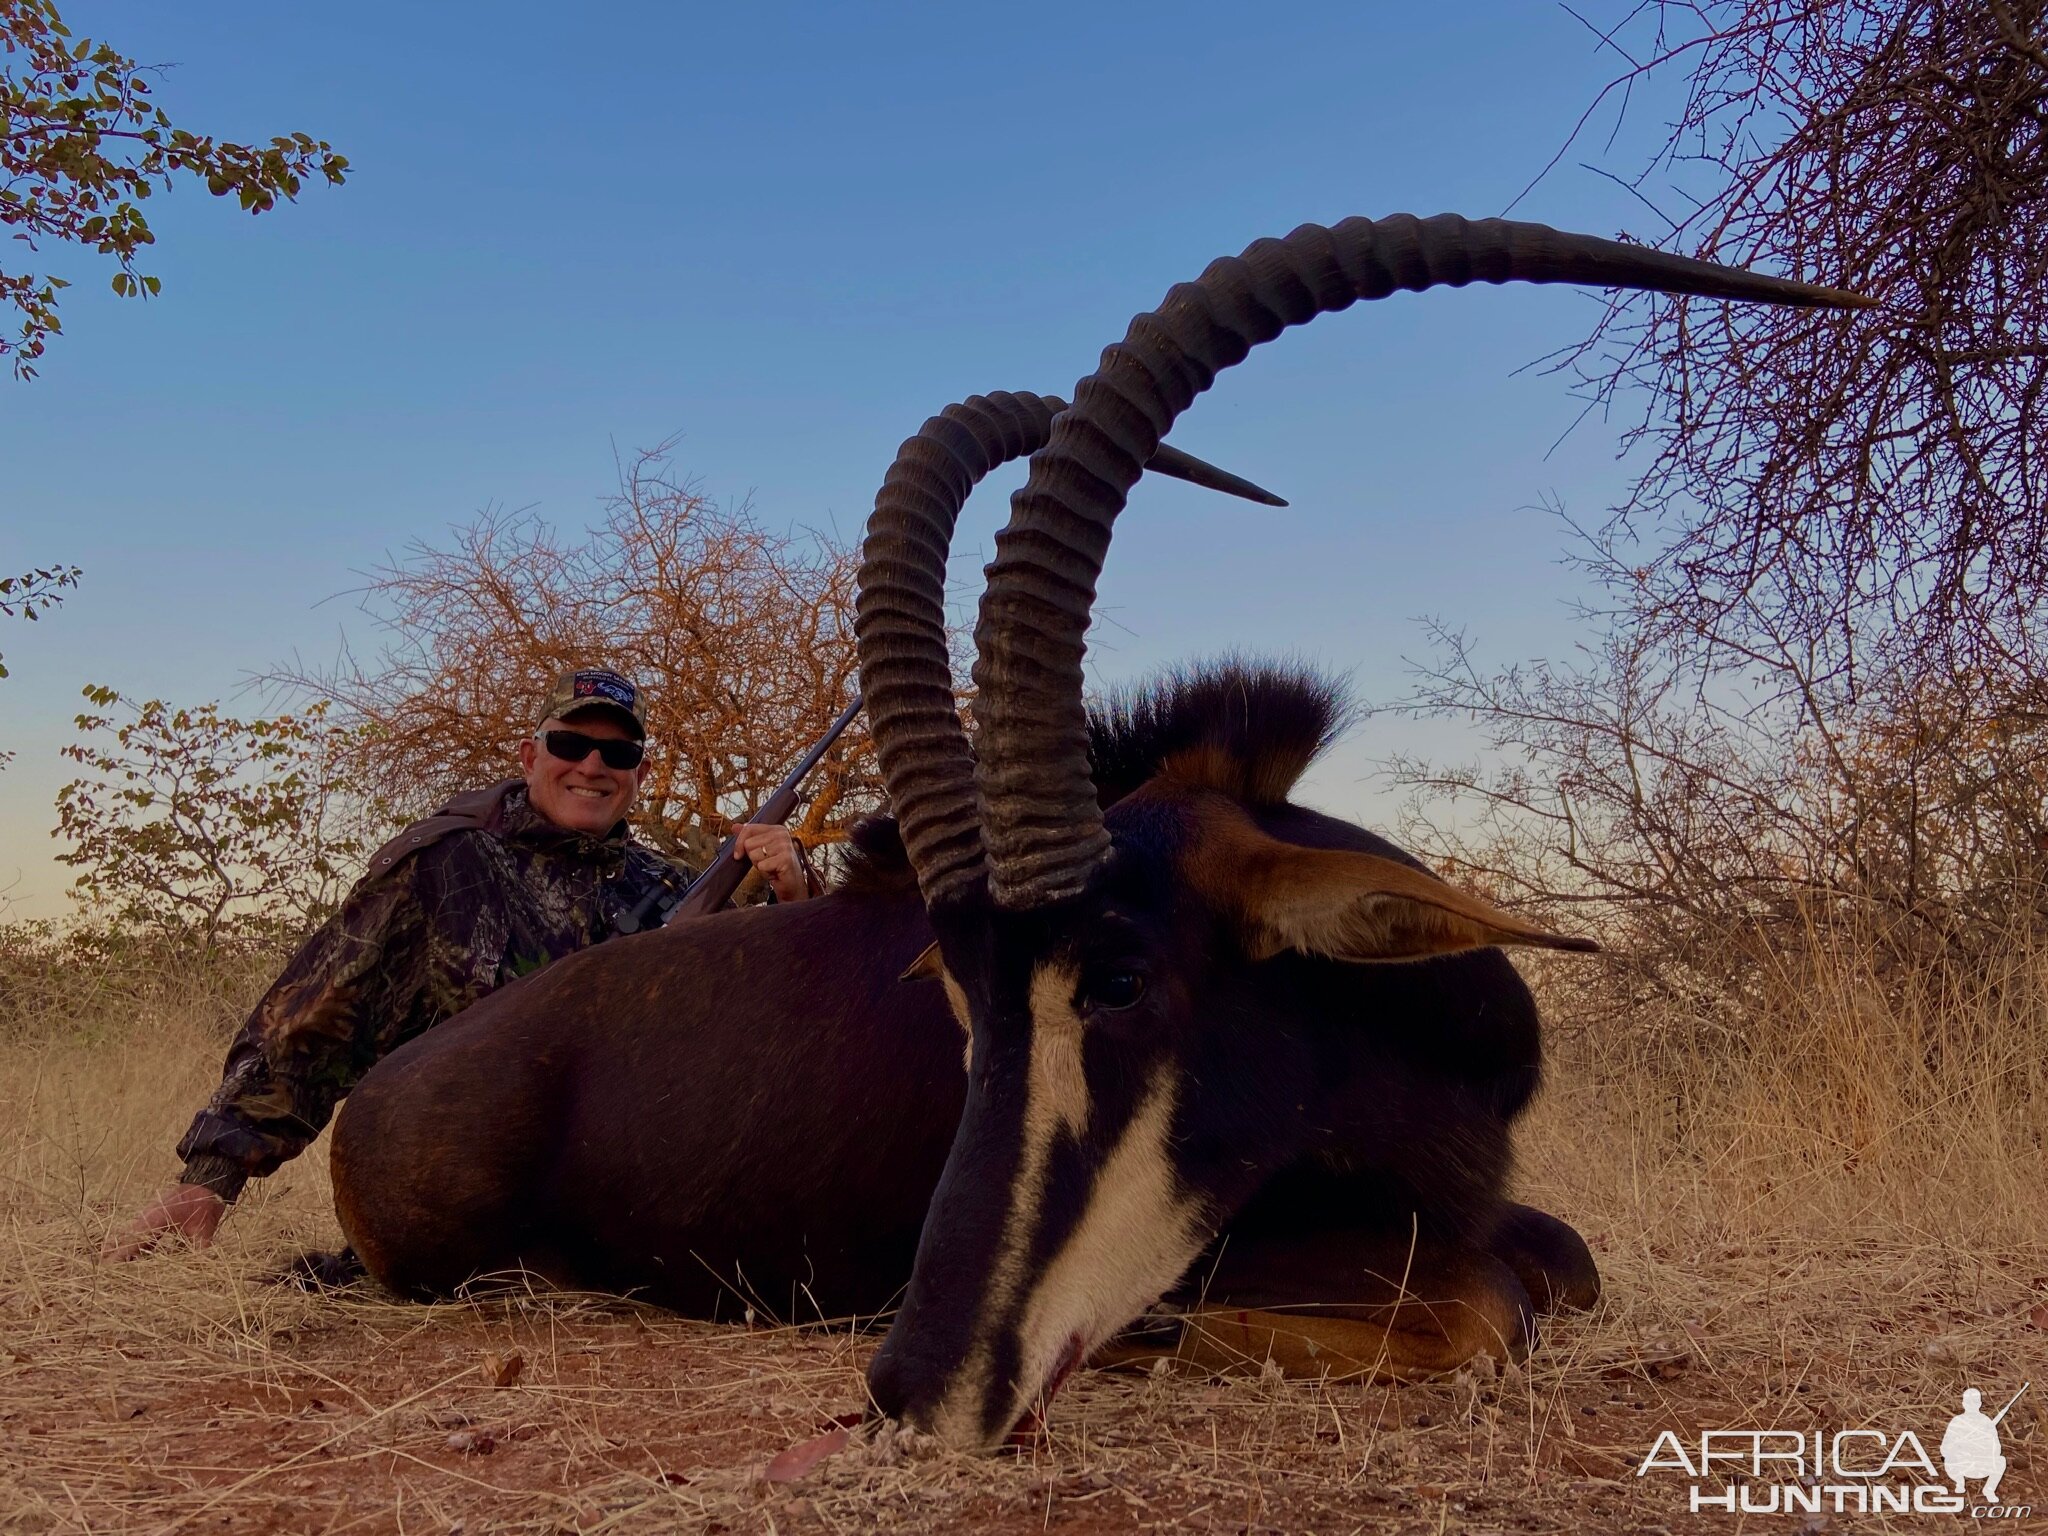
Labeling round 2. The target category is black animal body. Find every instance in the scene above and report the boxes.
[332,662,1592,1338]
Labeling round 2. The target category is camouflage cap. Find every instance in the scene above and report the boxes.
[538,667,646,739]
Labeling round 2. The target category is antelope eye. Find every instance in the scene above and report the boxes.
[1084,970,1146,1011]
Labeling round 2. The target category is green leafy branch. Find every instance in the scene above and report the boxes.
[0,560,80,681]
[2,0,350,378]
[54,684,366,950]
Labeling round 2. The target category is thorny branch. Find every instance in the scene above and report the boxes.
[1390,1,2048,1035]
[268,440,894,872]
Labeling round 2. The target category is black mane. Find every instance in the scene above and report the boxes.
[836,811,920,895]
[837,660,1351,894]
[1087,657,1351,809]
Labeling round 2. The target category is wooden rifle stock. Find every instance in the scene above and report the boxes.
[662,693,865,923]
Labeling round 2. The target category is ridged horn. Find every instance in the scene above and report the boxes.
[969,213,1873,908]
[855,390,1281,906]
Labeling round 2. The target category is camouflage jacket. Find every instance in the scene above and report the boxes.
[176,781,696,1201]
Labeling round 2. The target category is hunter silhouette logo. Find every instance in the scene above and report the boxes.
[1637,1382,2030,1518]
[1944,1387,2027,1508]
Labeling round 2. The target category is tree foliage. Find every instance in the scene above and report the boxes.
[1392,0,2048,1016]
[53,686,363,952]
[0,559,78,678]
[2,0,348,378]
[278,441,880,871]
[0,561,79,770]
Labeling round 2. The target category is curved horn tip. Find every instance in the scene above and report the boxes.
[1716,275,1875,310]
[1236,486,1288,507]
[1143,442,1289,507]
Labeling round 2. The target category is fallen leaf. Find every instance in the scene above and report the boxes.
[482,1350,525,1388]
[762,1426,850,1484]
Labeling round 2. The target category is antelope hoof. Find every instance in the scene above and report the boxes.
[1489,1203,1601,1313]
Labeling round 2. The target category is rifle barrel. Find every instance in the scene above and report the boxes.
[1991,1382,2029,1426]
[664,693,864,923]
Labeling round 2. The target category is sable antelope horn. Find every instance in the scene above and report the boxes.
[970,214,1872,908]
[855,390,1281,906]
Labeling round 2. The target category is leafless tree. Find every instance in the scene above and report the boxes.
[276,442,882,871]
[1558,0,2048,679]
[1389,0,2048,1021]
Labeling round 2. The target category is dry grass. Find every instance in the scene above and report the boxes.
[2,942,2044,1534]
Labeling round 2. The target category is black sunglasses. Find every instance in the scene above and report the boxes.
[537,730,645,771]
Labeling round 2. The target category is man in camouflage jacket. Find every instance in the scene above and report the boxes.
[106,667,819,1259]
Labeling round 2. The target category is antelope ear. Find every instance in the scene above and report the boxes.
[1215,834,1598,963]
[900,941,945,982]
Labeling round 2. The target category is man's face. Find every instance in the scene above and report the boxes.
[519,712,646,836]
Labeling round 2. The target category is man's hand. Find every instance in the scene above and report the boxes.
[730,823,814,902]
[102,1181,227,1261]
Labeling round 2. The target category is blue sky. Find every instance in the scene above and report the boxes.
[1,2,1689,917]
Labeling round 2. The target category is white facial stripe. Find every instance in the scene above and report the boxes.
[1025,961,1090,1142]
[922,961,1198,1447]
[921,960,1085,1445]
[1006,1074,1197,1431]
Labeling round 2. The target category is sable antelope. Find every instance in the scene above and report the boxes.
[854,214,1868,1448]
[331,215,1865,1452]
[330,398,1592,1348]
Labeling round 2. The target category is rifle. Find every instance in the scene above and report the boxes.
[632,693,865,928]
[1991,1383,2029,1426]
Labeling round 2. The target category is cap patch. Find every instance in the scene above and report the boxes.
[573,670,636,710]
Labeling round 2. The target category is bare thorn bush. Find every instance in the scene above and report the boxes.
[274,439,882,870]
[1393,0,2048,1020]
